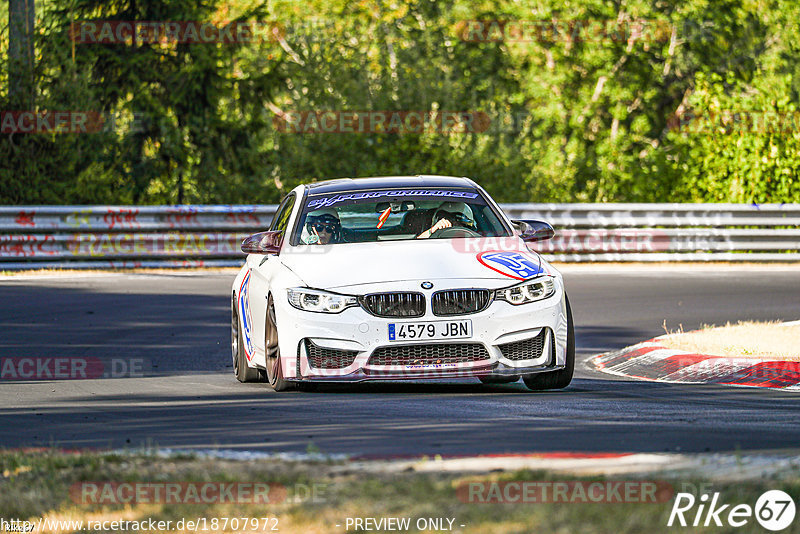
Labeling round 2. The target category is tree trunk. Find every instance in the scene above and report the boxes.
[8,0,36,108]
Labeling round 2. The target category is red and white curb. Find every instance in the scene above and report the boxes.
[591,331,800,390]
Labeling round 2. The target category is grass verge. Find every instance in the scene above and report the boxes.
[1,450,798,533]
[659,320,800,360]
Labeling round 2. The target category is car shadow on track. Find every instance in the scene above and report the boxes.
[2,377,799,455]
[298,381,531,394]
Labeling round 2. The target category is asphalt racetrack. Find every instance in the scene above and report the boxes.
[2,265,799,456]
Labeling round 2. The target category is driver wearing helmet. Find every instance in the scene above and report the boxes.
[303,208,341,245]
[416,202,476,239]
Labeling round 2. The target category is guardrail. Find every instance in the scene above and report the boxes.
[1,203,798,269]
[0,206,274,270]
[507,203,800,262]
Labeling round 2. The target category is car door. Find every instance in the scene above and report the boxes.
[246,193,296,366]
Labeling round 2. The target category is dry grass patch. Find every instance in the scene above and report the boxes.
[659,320,800,360]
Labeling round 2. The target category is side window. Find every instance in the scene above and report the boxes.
[270,194,296,233]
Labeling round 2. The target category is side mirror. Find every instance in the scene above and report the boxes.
[511,219,555,242]
[241,231,283,254]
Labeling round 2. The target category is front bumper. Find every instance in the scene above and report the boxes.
[293,358,562,382]
[277,283,568,382]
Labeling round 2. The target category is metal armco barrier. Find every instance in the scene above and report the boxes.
[1,203,799,269]
[506,203,800,262]
[0,206,276,270]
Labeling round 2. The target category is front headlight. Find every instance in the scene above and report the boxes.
[494,276,556,305]
[287,287,359,313]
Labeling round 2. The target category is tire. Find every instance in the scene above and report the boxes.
[265,295,293,392]
[522,294,575,391]
[232,294,262,383]
[479,376,519,384]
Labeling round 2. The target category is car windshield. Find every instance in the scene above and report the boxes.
[292,188,510,245]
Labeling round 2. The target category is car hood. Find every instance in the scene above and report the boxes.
[278,238,543,290]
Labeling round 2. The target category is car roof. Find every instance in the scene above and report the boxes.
[304,175,476,195]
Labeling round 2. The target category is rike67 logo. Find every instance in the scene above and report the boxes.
[668,490,796,531]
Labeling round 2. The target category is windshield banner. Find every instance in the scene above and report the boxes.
[307,190,480,209]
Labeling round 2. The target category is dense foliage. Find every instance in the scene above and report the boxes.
[1,0,798,204]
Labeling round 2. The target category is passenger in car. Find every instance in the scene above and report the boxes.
[304,209,341,244]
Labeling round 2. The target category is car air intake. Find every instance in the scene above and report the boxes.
[432,289,491,316]
[304,340,358,369]
[498,328,549,361]
[368,343,490,366]
[360,292,425,318]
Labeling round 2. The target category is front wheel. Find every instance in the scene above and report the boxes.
[522,294,575,391]
[265,295,293,392]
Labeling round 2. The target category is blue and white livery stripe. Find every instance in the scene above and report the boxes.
[238,271,254,360]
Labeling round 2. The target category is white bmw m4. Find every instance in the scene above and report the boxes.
[231,175,574,391]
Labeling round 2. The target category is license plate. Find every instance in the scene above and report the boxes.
[388,320,472,341]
